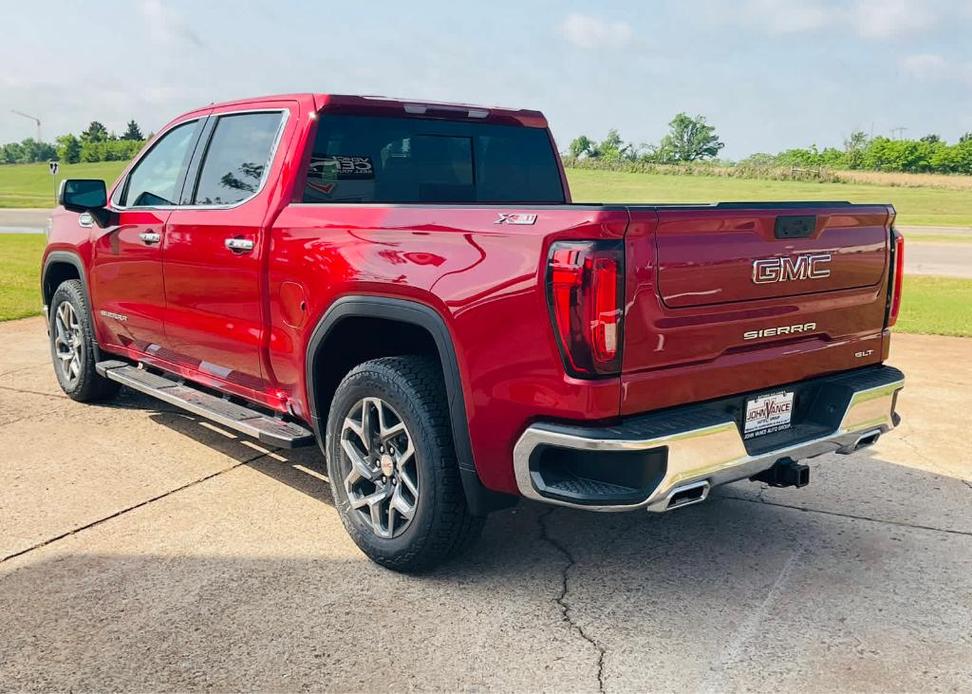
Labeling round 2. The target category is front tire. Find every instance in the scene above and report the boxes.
[325,356,484,572]
[48,280,120,402]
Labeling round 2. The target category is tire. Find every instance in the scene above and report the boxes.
[325,356,484,572]
[48,279,120,403]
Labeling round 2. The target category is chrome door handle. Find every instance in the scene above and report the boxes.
[225,237,255,253]
[139,231,161,245]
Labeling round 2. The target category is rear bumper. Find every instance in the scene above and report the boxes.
[512,365,904,512]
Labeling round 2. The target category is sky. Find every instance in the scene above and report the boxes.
[1,0,971,159]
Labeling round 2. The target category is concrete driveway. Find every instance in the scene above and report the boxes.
[0,317,970,692]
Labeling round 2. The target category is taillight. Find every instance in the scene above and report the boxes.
[886,230,904,328]
[547,241,624,377]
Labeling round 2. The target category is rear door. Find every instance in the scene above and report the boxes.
[91,117,205,352]
[161,105,292,400]
[621,204,892,415]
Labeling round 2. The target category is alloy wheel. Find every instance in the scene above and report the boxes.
[53,301,83,387]
[339,397,419,539]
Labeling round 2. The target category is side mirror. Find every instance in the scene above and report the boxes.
[58,179,115,227]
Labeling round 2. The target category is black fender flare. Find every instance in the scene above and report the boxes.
[305,295,515,516]
[42,250,102,362]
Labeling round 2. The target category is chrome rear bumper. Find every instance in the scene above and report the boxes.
[512,367,904,512]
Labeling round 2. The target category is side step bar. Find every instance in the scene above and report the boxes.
[96,360,315,449]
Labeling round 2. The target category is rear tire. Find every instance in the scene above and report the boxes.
[325,356,484,572]
[48,279,120,403]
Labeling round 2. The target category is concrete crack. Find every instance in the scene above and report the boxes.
[538,508,606,694]
[0,383,68,400]
[722,494,972,537]
[0,452,269,565]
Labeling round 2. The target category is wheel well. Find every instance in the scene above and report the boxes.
[43,261,81,307]
[311,316,441,421]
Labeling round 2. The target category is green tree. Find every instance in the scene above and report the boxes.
[657,113,724,162]
[80,121,109,144]
[919,134,942,144]
[568,135,596,158]
[843,130,869,169]
[122,120,144,140]
[56,134,81,164]
[959,132,972,144]
[0,142,24,164]
[597,129,633,161]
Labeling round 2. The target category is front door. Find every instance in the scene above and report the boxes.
[162,108,289,398]
[90,118,204,353]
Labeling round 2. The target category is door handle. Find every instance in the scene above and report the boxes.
[225,237,255,253]
[139,231,161,245]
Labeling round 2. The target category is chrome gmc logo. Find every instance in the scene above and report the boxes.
[752,253,832,284]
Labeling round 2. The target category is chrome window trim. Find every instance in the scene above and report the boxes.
[112,108,290,213]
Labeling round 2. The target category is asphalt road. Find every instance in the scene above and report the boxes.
[3,210,970,279]
[0,317,969,692]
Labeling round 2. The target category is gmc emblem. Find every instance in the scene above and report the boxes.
[752,253,832,284]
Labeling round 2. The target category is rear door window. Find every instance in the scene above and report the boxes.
[303,114,564,204]
[192,112,284,206]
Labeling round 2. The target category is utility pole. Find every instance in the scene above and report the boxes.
[890,126,908,140]
[11,110,42,142]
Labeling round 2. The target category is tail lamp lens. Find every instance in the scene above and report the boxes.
[887,231,904,328]
[547,241,623,377]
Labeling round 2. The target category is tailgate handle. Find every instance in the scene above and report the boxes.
[775,215,816,239]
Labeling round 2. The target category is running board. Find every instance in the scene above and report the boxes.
[95,360,315,449]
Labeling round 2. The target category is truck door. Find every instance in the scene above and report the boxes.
[161,106,291,399]
[90,118,205,353]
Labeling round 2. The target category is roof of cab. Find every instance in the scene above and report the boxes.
[198,93,549,128]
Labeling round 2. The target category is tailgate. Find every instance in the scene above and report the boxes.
[656,206,888,307]
[620,203,893,416]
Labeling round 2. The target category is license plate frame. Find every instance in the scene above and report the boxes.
[744,391,795,439]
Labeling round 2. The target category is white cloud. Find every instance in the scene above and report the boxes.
[728,0,949,39]
[899,53,972,84]
[558,12,633,49]
[850,0,936,38]
[139,0,204,48]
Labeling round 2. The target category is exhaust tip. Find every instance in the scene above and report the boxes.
[665,481,710,511]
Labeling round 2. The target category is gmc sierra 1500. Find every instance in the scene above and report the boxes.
[43,94,904,571]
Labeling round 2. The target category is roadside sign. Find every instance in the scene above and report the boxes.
[49,160,59,176]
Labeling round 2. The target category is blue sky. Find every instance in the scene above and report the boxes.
[2,0,971,158]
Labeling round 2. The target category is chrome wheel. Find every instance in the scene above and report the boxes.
[53,300,83,386]
[340,397,418,539]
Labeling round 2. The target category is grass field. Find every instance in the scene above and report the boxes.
[897,276,972,337]
[0,162,126,208]
[2,161,972,227]
[566,169,972,228]
[0,234,44,322]
[2,232,968,336]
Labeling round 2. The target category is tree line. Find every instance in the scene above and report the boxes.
[0,120,147,165]
[569,114,972,175]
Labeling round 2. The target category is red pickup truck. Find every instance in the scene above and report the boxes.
[43,93,905,571]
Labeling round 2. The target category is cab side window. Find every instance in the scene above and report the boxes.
[191,112,283,206]
[118,120,200,207]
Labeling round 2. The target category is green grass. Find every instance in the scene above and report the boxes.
[0,161,126,208]
[0,234,45,321]
[566,168,972,228]
[905,233,972,244]
[896,276,972,337]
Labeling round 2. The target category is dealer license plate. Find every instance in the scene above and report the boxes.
[744,391,794,439]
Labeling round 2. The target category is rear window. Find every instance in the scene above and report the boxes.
[302,114,564,204]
